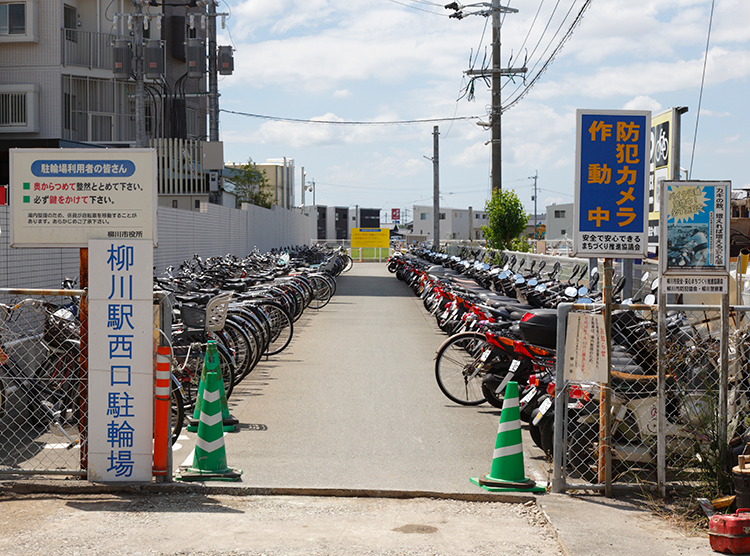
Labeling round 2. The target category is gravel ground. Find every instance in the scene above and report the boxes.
[0,492,563,556]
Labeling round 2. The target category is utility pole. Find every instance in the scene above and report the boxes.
[490,0,502,194]
[207,0,219,142]
[449,1,526,194]
[133,4,146,148]
[530,170,538,239]
[432,126,440,250]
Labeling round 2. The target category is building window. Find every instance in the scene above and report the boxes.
[439,213,446,220]
[475,230,480,239]
[420,213,429,220]
[475,214,480,219]
[0,84,39,132]
[194,199,200,209]
[63,5,76,41]
[561,229,566,235]
[172,199,178,208]
[0,3,25,35]
[554,210,565,218]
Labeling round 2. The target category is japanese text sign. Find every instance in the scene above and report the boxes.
[391,208,400,223]
[350,228,389,248]
[9,148,157,248]
[87,239,153,482]
[564,313,609,383]
[574,110,650,258]
[660,180,730,283]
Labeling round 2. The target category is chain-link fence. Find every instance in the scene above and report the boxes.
[0,289,87,476]
[552,302,748,495]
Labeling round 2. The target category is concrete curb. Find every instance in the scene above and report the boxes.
[0,479,540,505]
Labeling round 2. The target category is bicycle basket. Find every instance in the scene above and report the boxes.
[43,308,78,348]
[179,304,206,330]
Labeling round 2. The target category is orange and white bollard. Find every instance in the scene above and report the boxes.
[153,346,171,477]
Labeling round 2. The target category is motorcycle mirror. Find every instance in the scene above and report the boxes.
[565,286,578,297]
[536,284,547,292]
[641,272,650,283]
[515,276,525,285]
[578,297,593,304]
[578,286,589,296]
[528,278,538,287]
[644,293,656,305]
[538,261,546,272]
[651,277,659,291]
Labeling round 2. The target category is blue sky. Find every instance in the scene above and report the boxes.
[214,0,750,222]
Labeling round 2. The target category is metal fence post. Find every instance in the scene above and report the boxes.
[657,279,667,497]
[552,303,573,493]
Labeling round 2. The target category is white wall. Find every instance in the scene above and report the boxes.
[0,203,314,288]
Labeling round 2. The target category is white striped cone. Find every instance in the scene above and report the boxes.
[178,371,242,481]
[470,381,543,492]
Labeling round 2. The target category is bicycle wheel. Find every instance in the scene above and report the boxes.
[211,319,253,385]
[256,302,293,356]
[434,331,491,406]
[170,378,185,445]
[308,274,333,309]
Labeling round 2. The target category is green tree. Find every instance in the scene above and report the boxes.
[229,158,274,209]
[481,189,529,250]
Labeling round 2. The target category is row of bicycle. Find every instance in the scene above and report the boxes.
[388,247,746,483]
[0,246,352,470]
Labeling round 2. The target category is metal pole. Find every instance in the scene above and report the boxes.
[208,0,219,142]
[491,0,501,193]
[134,7,146,148]
[433,126,440,250]
[599,258,613,496]
[532,170,538,246]
[552,303,573,493]
[657,277,667,497]
[720,292,729,451]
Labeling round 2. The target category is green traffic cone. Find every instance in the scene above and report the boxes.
[470,381,545,493]
[187,340,238,432]
[177,371,242,482]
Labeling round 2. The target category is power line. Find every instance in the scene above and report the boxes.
[220,109,481,126]
[384,0,448,16]
[689,0,715,179]
[503,0,591,112]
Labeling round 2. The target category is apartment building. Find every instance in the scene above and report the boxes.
[412,205,486,242]
[0,1,225,210]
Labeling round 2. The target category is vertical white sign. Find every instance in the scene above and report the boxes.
[87,239,153,482]
[564,313,609,383]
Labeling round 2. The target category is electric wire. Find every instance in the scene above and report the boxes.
[385,0,448,16]
[689,0,715,179]
[220,109,482,126]
[503,0,591,112]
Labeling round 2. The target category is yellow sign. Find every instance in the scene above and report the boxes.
[351,228,389,248]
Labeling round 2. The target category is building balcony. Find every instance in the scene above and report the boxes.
[62,29,117,70]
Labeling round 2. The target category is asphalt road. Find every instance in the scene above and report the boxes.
[171,262,552,492]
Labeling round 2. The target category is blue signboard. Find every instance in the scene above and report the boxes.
[574,110,650,258]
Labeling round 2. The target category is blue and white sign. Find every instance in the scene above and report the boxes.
[574,110,650,258]
[9,148,157,248]
[87,239,153,482]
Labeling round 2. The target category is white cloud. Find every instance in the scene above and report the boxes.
[333,89,350,98]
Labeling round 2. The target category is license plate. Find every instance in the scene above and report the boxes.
[532,397,553,426]
[509,359,520,372]
[520,386,537,405]
[480,348,492,362]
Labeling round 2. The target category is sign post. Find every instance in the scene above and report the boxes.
[9,148,157,481]
[573,110,650,496]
